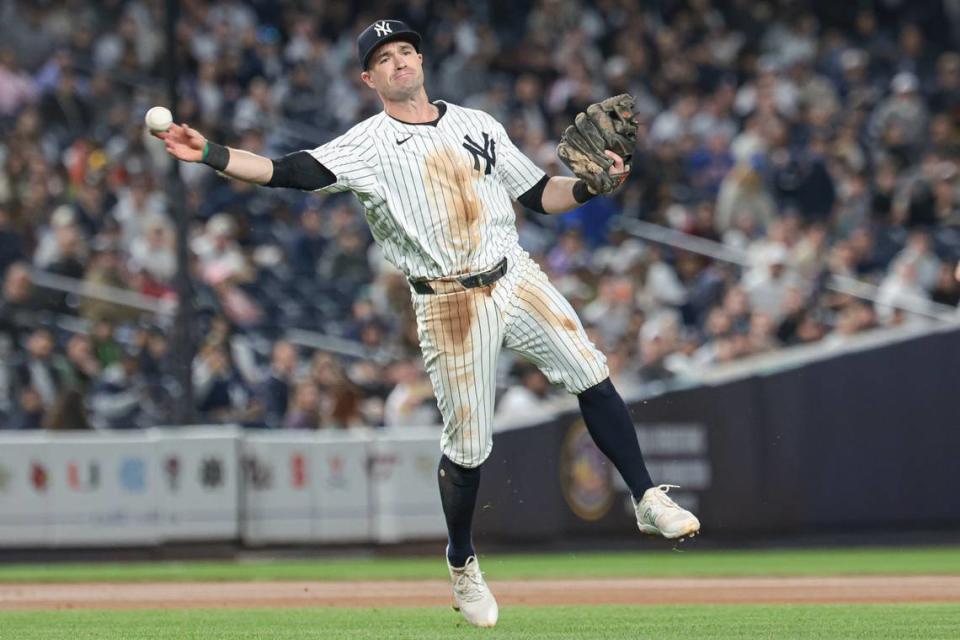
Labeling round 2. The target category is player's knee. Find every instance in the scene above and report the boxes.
[576,376,615,401]
[439,454,483,483]
[565,362,610,395]
[441,441,492,469]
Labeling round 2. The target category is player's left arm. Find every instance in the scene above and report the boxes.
[497,118,629,216]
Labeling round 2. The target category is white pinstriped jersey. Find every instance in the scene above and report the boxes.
[304,99,607,467]
[306,101,545,279]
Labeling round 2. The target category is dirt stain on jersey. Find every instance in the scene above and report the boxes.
[424,289,480,431]
[425,289,476,384]
[516,280,570,332]
[424,147,482,267]
[516,280,601,365]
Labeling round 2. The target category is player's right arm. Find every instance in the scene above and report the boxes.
[155,124,335,190]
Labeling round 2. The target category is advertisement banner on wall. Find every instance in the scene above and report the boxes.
[241,434,316,545]
[0,436,53,547]
[47,435,161,547]
[312,431,372,543]
[369,427,445,543]
[152,427,242,541]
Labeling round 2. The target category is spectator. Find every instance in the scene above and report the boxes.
[34,206,87,279]
[57,333,100,396]
[890,231,941,292]
[930,52,960,117]
[1,264,52,344]
[193,214,250,286]
[283,381,323,429]
[494,361,556,423]
[931,263,960,307]
[869,72,929,162]
[876,260,933,324]
[0,48,37,119]
[0,206,24,278]
[326,381,366,430]
[7,387,45,430]
[383,359,437,427]
[129,215,177,288]
[79,241,141,325]
[88,351,145,429]
[287,205,327,277]
[715,163,776,233]
[193,344,254,423]
[12,328,62,410]
[257,340,298,428]
[317,226,373,288]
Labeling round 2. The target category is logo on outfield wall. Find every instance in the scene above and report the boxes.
[200,457,224,489]
[367,454,397,481]
[0,465,11,492]
[119,458,146,493]
[291,453,307,489]
[67,462,100,491]
[164,455,181,491]
[326,455,346,490]
[560,419,614,521]
[243,456,273,490]
[30,462,48,493]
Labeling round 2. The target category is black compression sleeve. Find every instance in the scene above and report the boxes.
[267,151,336,190]
[516,175,550,213]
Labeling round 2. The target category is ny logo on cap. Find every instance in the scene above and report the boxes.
[374,21,393,37]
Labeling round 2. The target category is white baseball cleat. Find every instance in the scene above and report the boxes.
[634,484,701,539]
[448,555,499,628]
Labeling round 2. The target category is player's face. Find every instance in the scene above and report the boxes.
[361,41,424,101]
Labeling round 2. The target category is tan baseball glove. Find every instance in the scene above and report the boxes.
[557,94,638,195]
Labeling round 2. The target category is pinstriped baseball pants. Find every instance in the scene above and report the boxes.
[412,247,609,468]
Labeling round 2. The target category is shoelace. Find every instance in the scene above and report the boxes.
[653,484,683,510]
[453,567,488,603]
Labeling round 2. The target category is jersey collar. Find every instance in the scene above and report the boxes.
[386,100,447,128]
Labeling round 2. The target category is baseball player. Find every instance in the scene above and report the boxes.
[155,19,700,628]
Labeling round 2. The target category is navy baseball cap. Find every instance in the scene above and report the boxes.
[357,19,421,69]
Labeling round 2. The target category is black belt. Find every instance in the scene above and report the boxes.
[409,258,508,295]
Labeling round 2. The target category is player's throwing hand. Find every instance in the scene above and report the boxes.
[153,123,206,163]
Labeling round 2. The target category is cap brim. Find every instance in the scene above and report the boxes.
[363,32,422,68]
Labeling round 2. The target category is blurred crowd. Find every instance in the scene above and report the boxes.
[1,0,959,430]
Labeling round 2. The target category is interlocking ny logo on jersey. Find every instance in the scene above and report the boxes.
[374,21,393,37]
[462,133,497,175]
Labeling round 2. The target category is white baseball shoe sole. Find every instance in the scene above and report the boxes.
[634,484,701,539]
[448,555,498,628]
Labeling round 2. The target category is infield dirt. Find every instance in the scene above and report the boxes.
[2,576,958,610]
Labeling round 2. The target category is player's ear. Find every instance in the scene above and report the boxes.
[360,70,375,89]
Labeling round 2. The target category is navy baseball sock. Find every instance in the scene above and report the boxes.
[577,378,654,500]
[438,455,481,568]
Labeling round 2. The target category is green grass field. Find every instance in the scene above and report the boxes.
[2,547,959,639]
[0,546,958,582]
[2,604,959,640]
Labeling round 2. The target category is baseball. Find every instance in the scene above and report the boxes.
[144,106,173,132]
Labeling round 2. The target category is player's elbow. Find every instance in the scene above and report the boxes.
[516,175,550,214]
